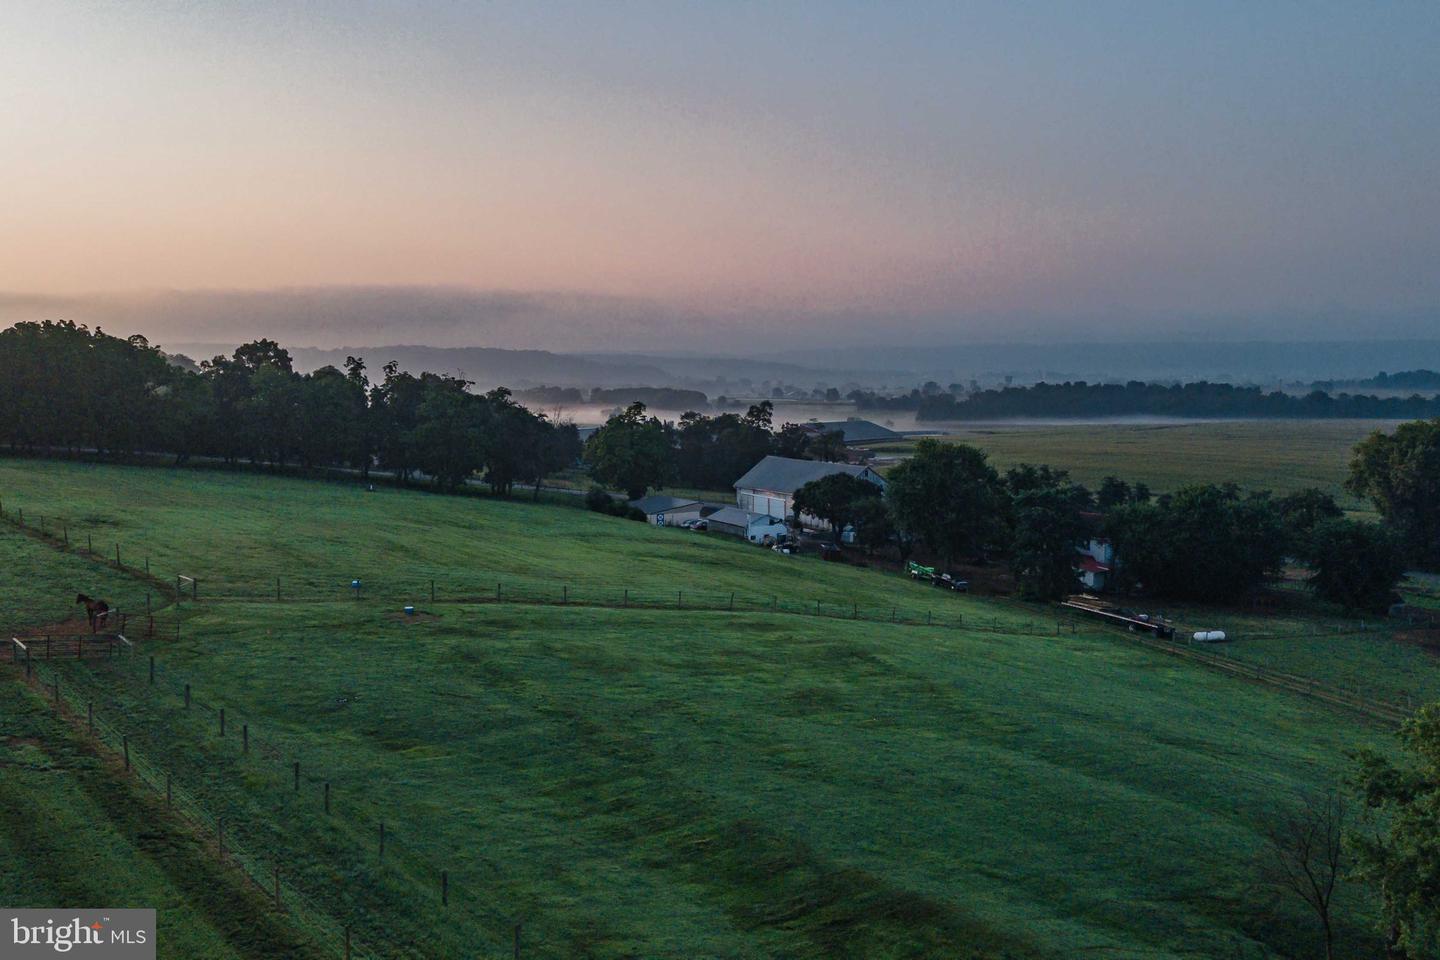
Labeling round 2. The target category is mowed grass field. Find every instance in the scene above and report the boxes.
[876,419,1400,509]
[0,458,1406,958]
[0,526,326,960]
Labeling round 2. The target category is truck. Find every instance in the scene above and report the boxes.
[907,561,968,592]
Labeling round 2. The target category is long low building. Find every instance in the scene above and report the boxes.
[733,455,886,522]
[628,494,705,526]
[802,418,902,445]
[706,507,789,543]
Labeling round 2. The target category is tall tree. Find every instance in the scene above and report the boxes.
[885,440,1004,567]
[1348,419,1440,568]
[1353,705,1440,959]
[792,473,882,544]
[1306,518,1408,613]
[584,402,673,499]
[1259,792,1348,960]
[1009,485,1091,600]
[1106,485,1286,602]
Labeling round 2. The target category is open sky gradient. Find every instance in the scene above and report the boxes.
[2,1,1437,350]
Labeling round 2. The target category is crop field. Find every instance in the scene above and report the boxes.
[0,458,1420,959]
[875,419,1400,509]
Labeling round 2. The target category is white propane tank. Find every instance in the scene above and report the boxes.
[1192,630,1227,643]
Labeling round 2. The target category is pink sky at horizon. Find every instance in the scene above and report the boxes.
[2,2,1437,350]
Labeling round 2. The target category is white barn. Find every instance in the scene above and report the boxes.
[732,456,886,528]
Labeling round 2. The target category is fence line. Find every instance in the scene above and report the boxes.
[5,494,1422,646]
[18,650,526,959]
[12,656,493,959]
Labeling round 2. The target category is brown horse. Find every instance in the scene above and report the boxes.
[75,593,110,633]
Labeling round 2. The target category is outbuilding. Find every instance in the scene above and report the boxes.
[706,506,790,543]
[628,494,704,527]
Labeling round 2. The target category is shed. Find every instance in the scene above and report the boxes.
[706,507,789,543]
[628,495,704,527]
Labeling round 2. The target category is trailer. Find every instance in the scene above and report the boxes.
[1062,600,1176,639]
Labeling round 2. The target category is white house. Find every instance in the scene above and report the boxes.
[1075,537,1114,591]
[628,494,704,527]
[732,456,886,528]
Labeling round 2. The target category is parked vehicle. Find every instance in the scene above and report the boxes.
[682,518,707,531]
[934,572,969,592]
[819,542,844,562]
[907,561,936,581]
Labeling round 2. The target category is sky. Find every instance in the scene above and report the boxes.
[1,1,1438,352]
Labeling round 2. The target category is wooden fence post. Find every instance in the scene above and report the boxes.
[243,724,249,754]
[430,579,435,602]
[441,870,449,906]
[219,708,225,737]
[273,864,281,908]
[88,701,94,733]
[379,821,385,860]
[324,781,330,814]
[218,817,225,861]
[514,922,522,960]
[123,736,130,771]
[149,656,155,684]
[344,928,351,960]
[45,636,51,660]
[184,684,191,709]
[165,774,172,807]
[115,543,121,567]
[88,532,93,553]
[293,761,300,792]
[276,577,281,601]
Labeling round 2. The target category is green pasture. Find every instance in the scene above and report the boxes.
[876,419,1398,508]
[0,458,1414,958]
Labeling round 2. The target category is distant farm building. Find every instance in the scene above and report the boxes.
[801,418,902,445]
[706,506,789,543]
[628,494,704,527]
[1076,537,1114,591]
[733,455,886,529]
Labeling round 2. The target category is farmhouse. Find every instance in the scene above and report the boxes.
[802,418,902,445]
[1075,536,1114,591]
[706,506,789,543]
[733,455,886,527]
[628,494,704,527]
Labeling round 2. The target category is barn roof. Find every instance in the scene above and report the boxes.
[628,494,701,514]
[706,506,781,528]
[804,419,902,444]
[733,456,882,494]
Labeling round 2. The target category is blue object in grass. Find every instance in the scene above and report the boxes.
[404,605,415,616]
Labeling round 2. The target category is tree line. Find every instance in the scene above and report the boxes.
[849,380,1440,420]
[0,321,581,494]
[582,400,843,497]
[780,424,1437,612]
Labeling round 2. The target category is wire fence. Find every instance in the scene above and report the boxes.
[12,641,541,960]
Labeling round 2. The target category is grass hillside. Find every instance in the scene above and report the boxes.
[0,458,1406,958]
